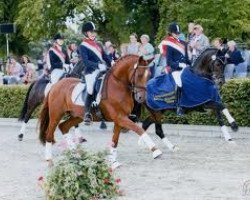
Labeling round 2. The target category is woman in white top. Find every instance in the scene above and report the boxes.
[138,34,154,60]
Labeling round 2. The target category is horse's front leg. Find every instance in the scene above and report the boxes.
[116,116,162,159]
[108,124,122,170]
[221,107,238,132]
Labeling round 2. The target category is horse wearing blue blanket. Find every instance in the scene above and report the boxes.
[142,48,238,151]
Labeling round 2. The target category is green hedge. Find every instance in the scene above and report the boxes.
[0,78,249,126]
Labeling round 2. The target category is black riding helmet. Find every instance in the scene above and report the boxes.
[81,21,96,34]
[53,33,64,40]
[168,22,181,34]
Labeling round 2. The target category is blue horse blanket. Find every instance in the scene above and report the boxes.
[146,68,221,111]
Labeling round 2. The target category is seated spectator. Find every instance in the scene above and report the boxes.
[67,42,79,66]
[120,43,128,57]
[212,38,228,62]
[138,34,154,60]
[108,44,120,62]
[21,55,37,84]
[127,33,140,55]
[104,41,112,54]
[225,40,245,79]
[3,57,24,85]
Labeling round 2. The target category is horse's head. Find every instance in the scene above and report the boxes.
[131,56,151,103]
[193,48,225,87]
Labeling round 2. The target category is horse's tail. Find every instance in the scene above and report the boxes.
[18,81,35,121]
[39,95,50,145]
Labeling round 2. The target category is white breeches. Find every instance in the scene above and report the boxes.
[50,69,65,84]
[172,70,183,87]
[85,69,100,95]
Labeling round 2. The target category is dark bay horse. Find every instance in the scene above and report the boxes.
[39,55,162,168]
[141,48,238,151]
[18,60,85,141]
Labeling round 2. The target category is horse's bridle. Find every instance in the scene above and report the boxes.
[111,62,149,93]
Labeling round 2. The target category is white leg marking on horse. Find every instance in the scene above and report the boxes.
[221,125,232,141]
[222,109,235,124]
[20,122,27,134]
[144,69,149,79]
[108,146,121,170]
[45,142,52,161]
[162,137,178,152]
[140,132,156,150]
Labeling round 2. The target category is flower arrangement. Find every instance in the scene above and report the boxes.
[40,147,121,200]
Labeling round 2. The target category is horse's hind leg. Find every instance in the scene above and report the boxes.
[45,113,64,161]
[58,116,85,148]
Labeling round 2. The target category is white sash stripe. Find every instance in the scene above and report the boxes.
[165,41,185,55]
[47,48,66,69]
[81,42,104,62]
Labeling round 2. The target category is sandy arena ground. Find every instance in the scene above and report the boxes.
[0,121,250,200]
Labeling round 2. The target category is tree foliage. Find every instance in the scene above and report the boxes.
[157,0,250,44]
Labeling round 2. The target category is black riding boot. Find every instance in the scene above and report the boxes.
[176,86,184,116]
[84,94,93,125]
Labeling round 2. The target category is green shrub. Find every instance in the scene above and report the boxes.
[0,85,29,118]
[43,147,120,200]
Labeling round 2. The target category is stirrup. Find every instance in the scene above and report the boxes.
[84,113,93,125]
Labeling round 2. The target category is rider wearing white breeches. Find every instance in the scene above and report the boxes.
[79,22,111,125]
[46,33,70,85]
[164,22,191,115]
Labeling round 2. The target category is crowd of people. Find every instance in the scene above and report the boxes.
[0,21,249,87]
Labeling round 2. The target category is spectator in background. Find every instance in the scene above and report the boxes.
[189,24,209,62]
[120,43,128,57]
[21,55,37,84]
[3,57,24,84]
[104,41,112,55]
[224,40,245,79]
[108,44,120,62]
[138,34,154,60]
[212,38,228,62]
[67,42,79,66]
[187,22,195,43]
[127,33,140,55]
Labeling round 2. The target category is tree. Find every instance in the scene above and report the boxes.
[0,0,29,56]
[157,0,250,44]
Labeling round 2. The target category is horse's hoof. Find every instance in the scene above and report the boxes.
[111,161,122,170]
[230,122,239,132]
[79,137,87,143]
[18,134,23,141]
[100,121,107,129]
[153,149,162,159]
[227,139,236,145]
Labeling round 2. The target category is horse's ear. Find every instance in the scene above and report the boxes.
[138,56,144,64]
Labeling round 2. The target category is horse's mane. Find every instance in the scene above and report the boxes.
[113,54,139,69]
[192,47,218,69]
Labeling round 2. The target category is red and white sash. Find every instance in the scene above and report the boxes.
[81,39,104,62]
[46,46,66,70]
[161,36,185,56]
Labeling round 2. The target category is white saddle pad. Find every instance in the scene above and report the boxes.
[71,82,86,106]
[44,83,52,97]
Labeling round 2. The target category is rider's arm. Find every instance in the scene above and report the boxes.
[166,45,180,71]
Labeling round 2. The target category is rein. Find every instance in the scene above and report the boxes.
[110,64,148,93]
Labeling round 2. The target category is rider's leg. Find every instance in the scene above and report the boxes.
[84,69,99,125]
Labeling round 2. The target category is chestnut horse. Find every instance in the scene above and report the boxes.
[39,55,162,168]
